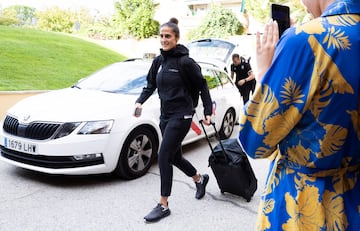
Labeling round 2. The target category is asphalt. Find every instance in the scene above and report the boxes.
[0,127,270,231]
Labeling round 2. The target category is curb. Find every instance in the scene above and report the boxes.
[0,90,49,119]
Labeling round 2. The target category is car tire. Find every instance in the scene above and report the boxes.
[114,127,157,180]
[219,108,236,140]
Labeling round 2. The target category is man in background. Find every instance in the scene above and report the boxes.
[230,54,255,105]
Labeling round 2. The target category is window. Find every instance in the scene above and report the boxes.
[202,68,220,90]
[215,71,231,86]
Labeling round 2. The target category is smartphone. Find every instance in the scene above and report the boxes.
[134,107,142,117]
[271,4,290,37]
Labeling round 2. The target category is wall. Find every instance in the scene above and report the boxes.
[0,91,47,119]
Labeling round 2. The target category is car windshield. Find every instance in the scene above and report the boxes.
[75,61,150,94]
[187,39,235,64]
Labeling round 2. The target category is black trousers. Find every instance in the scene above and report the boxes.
[239,87,251,105]
[158,117,197,197]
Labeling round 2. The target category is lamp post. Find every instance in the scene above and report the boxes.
[240,0,245,13]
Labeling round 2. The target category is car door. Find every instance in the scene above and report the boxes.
[183,66,222,144]
[206,68,237,128]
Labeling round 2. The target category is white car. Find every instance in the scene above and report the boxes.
[0,49,241,180]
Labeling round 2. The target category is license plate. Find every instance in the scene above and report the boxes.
[4,137,37,154]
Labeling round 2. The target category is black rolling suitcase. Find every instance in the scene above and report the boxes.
[200,121,257,202]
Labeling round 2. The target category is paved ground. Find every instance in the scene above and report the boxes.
[0,127,270,231]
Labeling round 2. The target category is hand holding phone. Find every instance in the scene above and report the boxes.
[271,4,290,37]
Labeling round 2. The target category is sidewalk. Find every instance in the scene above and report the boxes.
[0,91,47,119]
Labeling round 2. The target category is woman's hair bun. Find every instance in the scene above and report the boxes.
[169,17,178,25]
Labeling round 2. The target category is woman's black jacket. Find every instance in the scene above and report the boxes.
[136,44,213,119]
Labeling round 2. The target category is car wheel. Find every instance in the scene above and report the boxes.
[219,108,235,140]
[114,127,157,180]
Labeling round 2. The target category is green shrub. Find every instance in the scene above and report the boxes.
[187,5,244,40]
[114,0,159,39]
[0,8,19,26]
[36,7,75,33]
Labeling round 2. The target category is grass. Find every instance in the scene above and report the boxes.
[0,26,126,91]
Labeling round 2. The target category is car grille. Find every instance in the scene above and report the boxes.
[3,115,61,140]
[0,146,104,169]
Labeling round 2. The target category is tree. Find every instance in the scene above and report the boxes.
[9,5,36,26]
[72,7,94,33]
[36,7,75,33]
[187,5,244,41]
[0,7,19,26]
[0,5,35,26]
[114,0,159,39]
[87,15,122,40]
[246,0,308,25]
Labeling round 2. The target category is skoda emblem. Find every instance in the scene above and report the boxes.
[23,115,31,122]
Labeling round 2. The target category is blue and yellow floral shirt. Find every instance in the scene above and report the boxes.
[238,0,360,230]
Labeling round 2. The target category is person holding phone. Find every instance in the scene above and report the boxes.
[230,54,255,105]
[135,18,212,223]
[239,0,360,230]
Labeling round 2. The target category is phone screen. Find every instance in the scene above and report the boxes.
[271,4,290,37]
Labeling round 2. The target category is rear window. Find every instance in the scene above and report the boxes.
[187,39,235,64]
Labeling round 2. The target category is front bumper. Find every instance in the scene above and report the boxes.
[0,146,104,169]
[0,131,123,175]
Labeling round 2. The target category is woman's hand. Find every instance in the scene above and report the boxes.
[202,115,212,126]
[256,20,279,82]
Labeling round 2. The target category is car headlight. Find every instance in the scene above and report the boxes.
[54,122,81,139]
[78,120,114,135]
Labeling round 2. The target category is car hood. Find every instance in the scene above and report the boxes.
[6,88,139,123]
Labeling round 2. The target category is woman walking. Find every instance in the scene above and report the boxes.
[135,18,213,223]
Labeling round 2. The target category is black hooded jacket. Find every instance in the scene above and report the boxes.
[136,44,212,119]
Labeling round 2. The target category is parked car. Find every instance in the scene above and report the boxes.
[0,57,241,179]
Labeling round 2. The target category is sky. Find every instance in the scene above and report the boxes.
[0,0,192,23]
[0,0,116,15]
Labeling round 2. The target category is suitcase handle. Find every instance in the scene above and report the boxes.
[199,120,229,163]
